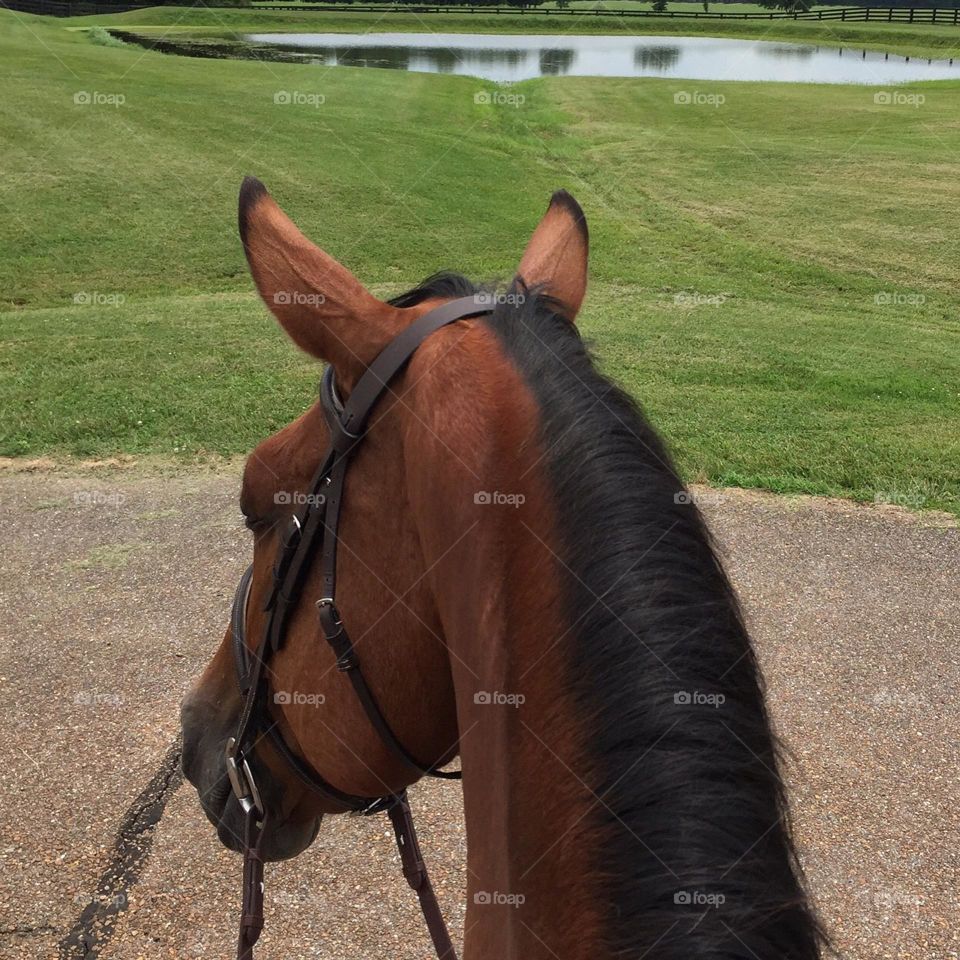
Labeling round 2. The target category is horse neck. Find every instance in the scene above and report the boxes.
[445,502,607,960]
[406,339,608,960]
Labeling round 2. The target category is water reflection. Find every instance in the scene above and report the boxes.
[756,44,818,60]
[312,43,532,75]
[241,33,960,84]
[332,46,410,70]
[634,45,682,72]
[540,48,575,76]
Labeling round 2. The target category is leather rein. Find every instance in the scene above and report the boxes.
[224,296,494,960]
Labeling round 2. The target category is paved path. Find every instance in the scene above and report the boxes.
[0,467,956,960]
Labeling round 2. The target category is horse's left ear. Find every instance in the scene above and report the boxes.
[516,190,588,322]
[238,176,405,383]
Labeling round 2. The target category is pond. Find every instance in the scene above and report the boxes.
[240,32,960,84]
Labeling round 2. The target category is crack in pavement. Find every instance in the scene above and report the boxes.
[59,738,184,960]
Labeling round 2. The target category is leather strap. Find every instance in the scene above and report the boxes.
[230,563,254,691]
[337,295,489,440]
[388,793,457,960]
[237,808,266,960]
[306,295,489,779]
[316,449,458,779]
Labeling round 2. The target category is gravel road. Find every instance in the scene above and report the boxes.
[0,465,956,960]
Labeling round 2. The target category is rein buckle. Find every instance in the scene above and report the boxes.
[316,597,343,638]
[317,600,358,671]
[225,737,264,819]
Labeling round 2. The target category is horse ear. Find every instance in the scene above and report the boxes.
[238,177,403,377]
[516,190,588,321]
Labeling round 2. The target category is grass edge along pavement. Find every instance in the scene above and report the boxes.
[1,9,958,517]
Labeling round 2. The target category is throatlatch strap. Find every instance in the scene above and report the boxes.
[316,449,459,778]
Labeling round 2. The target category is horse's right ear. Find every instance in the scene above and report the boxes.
[238,177,404,381]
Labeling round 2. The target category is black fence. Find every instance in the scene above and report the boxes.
[4,0,960,20]
[252,2,960,16]
[1,0,152,12]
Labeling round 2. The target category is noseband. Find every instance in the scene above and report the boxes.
[225,296,494,960]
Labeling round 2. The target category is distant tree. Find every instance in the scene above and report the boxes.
[651,0,667,10]
[755,0,812,10]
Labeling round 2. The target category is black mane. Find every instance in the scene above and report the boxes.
[389,271,479,308]
[395,273,826,959]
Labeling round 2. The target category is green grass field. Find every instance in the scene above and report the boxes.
[1,7,958,513]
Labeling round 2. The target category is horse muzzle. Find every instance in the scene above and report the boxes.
[180,694,321,862]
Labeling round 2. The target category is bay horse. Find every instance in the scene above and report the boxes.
[181,177,825,960]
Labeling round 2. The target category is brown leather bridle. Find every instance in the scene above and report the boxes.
[225,296,495,960]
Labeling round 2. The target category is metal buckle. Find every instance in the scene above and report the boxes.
[356,795,399,817]
[280,513,302,555]
[317,599,353,667]
[225,737,264,818]
[316,597,342,634]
